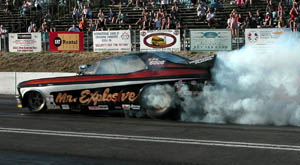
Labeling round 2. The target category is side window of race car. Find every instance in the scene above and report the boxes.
[113,55,147,74]
[95,59,118,75]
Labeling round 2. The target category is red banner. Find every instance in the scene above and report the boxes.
[49,32,84,52]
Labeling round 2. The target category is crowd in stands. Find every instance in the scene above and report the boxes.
[0,0,299,37]
[227,0,300,38]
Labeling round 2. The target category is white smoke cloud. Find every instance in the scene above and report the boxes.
[180,34,300,126]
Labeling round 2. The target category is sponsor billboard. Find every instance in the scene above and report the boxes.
[190,29,232,51]
[8,33,42,53]
[49,32,84,52]
[140,30,181,52]
[245,28,291,51]
[93,30,131,52]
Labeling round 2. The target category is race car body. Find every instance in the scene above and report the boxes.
[16,52,215,118]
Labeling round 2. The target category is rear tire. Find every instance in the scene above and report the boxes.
[26,91,46,112]
[140,84,177,119]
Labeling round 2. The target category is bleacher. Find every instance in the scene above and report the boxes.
[0,0,293,49]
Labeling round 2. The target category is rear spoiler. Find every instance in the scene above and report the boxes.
[189,54,216,68]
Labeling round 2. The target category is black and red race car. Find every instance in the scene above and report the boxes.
[16,52,215,118]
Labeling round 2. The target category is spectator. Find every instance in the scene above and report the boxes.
[277,2,284,18]
[237,0,245,7]
[255,9,263,27]
[107,8,116,24]
[79,17,88,31]
[34,0,41,11]
[20,0,29,17]
[161,0,168,10]
[171,15,180,29]
[170,5,178,17]
[161,16,166,29]
[263,12,272,27]
[41,18,48,32]
[240,16,248,32]
[68,24,80,32]
[149,9,155,21]
[230,13,238,38]
[206,8,215,27]
[88,21,97,31]
[248,11,257,28]
[116,9,125,24]
[197,3,206,20]
[97,9,106,23]
[127,0,134,7]
[154,14,162,29]
[28,21,36,32]
[0,25,8,51]
[289,2,298,32]
[43,10,53,23]
[82,5,89,18]
[4,1,11,15]
[277,16,287,28]
[210,0,218,12]
[226,14,232,29]
[49,23,56,32]
[72,7,80,23]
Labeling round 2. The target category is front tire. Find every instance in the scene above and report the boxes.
[26,91,46,112]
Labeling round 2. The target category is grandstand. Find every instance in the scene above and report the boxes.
[0,0,297,49]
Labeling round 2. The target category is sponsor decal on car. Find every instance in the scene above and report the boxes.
[88,105,109,110]
[131,104,141,110]
[114,106,122,110]
[122,104,130,110]
[61,104,70,110]
[55,88,138,105]
[148,58,165,65]
[189,55,215,64]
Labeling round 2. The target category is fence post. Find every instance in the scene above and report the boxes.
[86,32,89,51]
[133,30,137,52]
[183,29,186,51]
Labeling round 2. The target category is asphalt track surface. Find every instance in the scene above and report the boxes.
[0,95,300,164]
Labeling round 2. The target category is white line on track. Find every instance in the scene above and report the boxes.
[0,127,299,152]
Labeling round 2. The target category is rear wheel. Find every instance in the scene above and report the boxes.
[26,91,46,112]
[140,84,177,119]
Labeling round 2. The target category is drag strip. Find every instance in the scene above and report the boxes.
[1,127,300,152]
[1,95,300,164]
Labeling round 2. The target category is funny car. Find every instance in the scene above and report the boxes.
[16,52,216,118]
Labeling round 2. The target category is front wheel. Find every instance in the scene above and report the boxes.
[140,84,178,119]
[26,91,46,112]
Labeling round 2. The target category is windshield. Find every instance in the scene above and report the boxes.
[83,54,147,75]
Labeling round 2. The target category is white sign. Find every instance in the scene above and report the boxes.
[140,30,181,52]
[9,33,42,53]
[245,28,291,51]
[190,29,232,51]
[93,30,131,52]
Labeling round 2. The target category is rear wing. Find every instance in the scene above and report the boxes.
[189,54,216,69]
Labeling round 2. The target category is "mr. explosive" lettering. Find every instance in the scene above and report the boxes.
[55,88,138,105]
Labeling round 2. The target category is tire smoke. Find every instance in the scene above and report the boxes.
[180,34,300,126]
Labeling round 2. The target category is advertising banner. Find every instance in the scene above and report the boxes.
[8,33,41,53]
[245,28,291,51]
[93,30,131,52]
[49,32,84,52]
[190,29,232,51]
[140,30,181,52]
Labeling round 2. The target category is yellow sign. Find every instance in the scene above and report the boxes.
[58,34,79,51]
